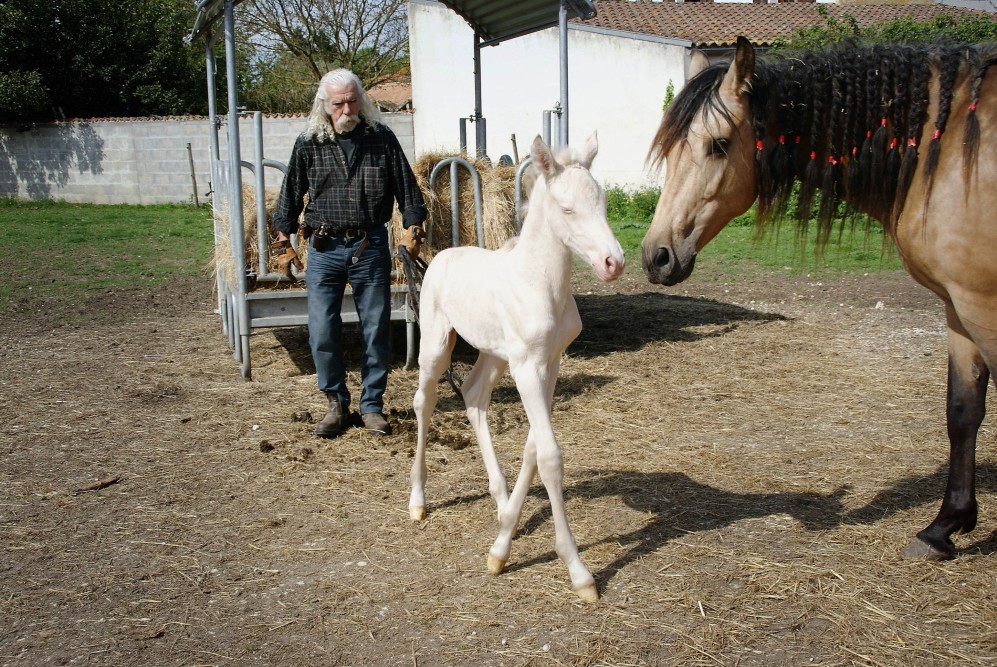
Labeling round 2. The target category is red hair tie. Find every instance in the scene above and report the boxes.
[852,146,858,156]
[889,138,897,150]
[881,118,887,126]
[866,130,872,139]
[969,102,977,112]
[932,129,941,140]
[756,140,764,152]
[810,151,817,161]
[828,156,837,166]
[908,138,917,148]
[778,135,786,145]
[795,136,801,144]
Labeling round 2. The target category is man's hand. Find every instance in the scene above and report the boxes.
[271,238,303,280]
[401,225,426,260]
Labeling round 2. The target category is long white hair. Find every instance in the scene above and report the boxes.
[304,69,382,141]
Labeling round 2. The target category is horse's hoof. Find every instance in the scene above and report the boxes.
[487,555,505,575]
[901,536,951,561]
[410,506,426,521]
[574,583,599,603]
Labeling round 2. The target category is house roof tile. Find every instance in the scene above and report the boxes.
[585,0,993,47]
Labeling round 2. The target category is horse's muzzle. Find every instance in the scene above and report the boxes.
[641,245,696,286]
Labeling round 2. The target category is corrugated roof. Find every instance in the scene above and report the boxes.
[583,0,993,48]
[434,0,597,45]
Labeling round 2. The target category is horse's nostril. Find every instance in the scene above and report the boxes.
[652,247,671,269]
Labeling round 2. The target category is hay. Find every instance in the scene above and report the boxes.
[390,152,521,270]
[214,156,523,291]
[212,186,304,288]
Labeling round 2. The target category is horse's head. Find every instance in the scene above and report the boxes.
[641,37,760,286]
[531,132,625,282]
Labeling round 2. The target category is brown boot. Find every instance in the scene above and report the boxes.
[361,412,391,436]
[315,396,348,438]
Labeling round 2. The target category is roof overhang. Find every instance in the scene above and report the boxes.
[187,0,249,44]
[434,0,597,47]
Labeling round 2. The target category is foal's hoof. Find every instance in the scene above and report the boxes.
[410,506,426,521]
[574,582,599,603]
[487,555,506,575]
[901,536,952,561]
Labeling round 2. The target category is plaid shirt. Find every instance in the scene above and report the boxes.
[272,120,427,236]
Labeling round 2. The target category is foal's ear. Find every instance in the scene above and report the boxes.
[576,131,598,169]
[531,135,561,179]
[720,35,755,98]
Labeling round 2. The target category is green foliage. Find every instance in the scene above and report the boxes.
[0,0,210,121]
[605,185,902,274]
[0,199,212,315]
[605,185,660,223]
[772,5,997,51]
[662,80,675,112]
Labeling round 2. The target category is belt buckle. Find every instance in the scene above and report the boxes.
[343,228,361,240]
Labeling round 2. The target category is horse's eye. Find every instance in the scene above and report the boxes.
[561,207,573,215]
[708,138,731,157]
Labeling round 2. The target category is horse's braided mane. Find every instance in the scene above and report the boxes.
[649,41,997,245]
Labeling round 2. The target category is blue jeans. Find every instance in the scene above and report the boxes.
[306,226,392,415]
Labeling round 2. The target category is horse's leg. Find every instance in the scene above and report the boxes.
[487,356,559,574]
[409,327,457,521]
[461,353,511,513]
[487,421,539,575]
[508,359,597,602]
[903,309,989,559]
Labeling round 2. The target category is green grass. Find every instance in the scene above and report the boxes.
[0,199,213,315]
[609,208,904,276]
[0,196,905,322]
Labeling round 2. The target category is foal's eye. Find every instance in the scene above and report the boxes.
[707,138,731,157]
[561,207,573,215]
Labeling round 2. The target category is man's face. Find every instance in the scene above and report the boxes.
[323,80,361,134]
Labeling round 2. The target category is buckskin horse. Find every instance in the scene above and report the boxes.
[641,36,997,561]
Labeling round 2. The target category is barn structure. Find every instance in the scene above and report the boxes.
[188,0,600,378]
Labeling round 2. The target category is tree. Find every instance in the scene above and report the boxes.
[0,0,210,122]
[238,0,409,111]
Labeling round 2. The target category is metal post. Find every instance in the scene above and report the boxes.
[559,0,569,147]
[473,33,486,157]
[223,0,251,377]
[459,117,467,154]
[253,112,267,277]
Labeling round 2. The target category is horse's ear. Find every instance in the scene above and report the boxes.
[720,35,755,98]
[688,49,710,78]
[531,135,561,179]
[576,131,598,169]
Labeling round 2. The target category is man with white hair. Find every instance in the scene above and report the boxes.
[272,69,427,437]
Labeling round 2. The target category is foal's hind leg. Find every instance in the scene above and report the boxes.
[903,313,989,559]
[461,352,511,514]
[409,328,457,521]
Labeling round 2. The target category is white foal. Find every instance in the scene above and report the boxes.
[409,133,625,602]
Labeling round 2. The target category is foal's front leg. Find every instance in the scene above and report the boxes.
[508,359,597,602]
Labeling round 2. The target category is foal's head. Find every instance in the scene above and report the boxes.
[528,132,625,282]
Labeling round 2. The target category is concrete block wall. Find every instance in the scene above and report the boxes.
[0,113,416,205]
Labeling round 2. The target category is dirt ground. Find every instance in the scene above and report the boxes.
[2,259,995,667]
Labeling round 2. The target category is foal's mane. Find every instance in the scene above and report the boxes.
[649,41,997,242]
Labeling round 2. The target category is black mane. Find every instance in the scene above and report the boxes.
[650,41,997,240]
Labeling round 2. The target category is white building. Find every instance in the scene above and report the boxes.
[408,0,991,189]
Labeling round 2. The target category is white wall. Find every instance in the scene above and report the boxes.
[0,113,415,205]
[409,0,688,190]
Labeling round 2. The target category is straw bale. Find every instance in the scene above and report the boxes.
[214,156,523,291]
[390,152,522,270]
[212,186,305,289]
